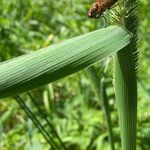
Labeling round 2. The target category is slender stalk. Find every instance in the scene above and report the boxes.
[14,96,59,150]
[114,0,139,149]
[100,77,115,150]
[27,92,67,150]
[88,63,115,150]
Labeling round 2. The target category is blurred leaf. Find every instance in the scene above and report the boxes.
[25,140,44,150]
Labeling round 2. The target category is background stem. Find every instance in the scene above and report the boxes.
[88,64,115,150]
[100,77,115,150]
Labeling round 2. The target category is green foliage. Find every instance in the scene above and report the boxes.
[114,0,139,149]
[0,0,150,150]
[0,26,131,99]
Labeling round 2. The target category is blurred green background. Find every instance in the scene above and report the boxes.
[0,0,149,149]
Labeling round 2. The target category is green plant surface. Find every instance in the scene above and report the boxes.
[0,26,131,99]
[1,0,149,149]
[114,0,139,149]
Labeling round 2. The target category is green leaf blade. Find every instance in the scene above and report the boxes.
[0,26,131,99]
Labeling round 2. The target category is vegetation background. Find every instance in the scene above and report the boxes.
[0,0,149,149]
